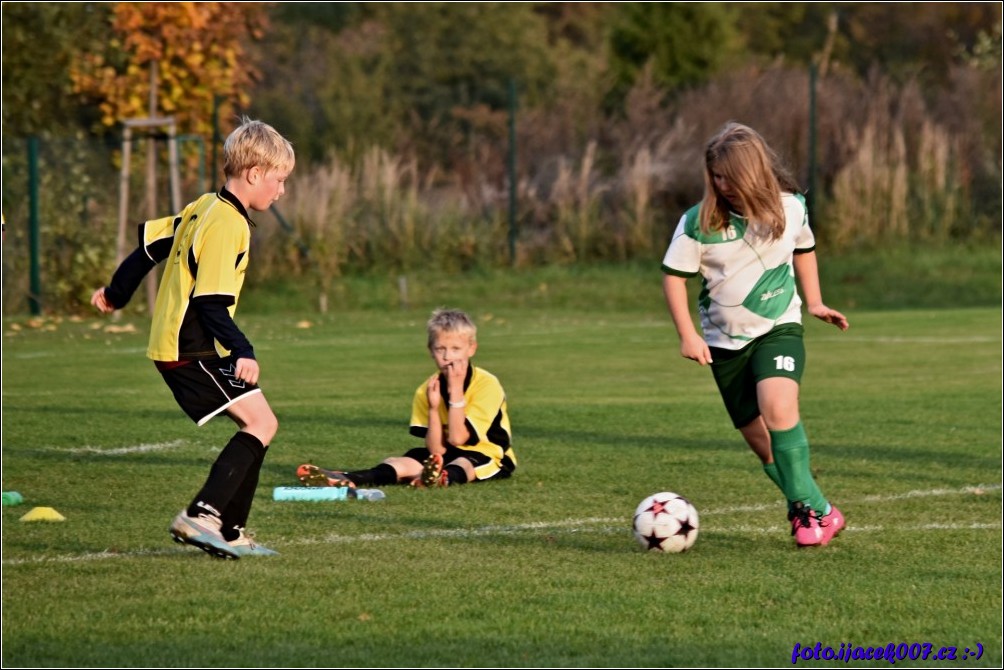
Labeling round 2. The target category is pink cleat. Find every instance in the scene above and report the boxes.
[790,502,823,547]
[818,505,845,546]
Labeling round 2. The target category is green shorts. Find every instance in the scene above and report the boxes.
[709,323,805,429]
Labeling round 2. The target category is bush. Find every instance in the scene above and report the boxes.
[2,60,999,315]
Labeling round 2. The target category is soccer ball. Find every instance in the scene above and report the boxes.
[632,492,699,553]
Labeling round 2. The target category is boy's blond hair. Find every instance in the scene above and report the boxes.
[427,308,477,349]
[223,116,295,178]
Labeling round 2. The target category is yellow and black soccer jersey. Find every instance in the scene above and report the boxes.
[143,190,253,362]
[410,365,517,476]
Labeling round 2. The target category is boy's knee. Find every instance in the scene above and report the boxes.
[254,413,279,446]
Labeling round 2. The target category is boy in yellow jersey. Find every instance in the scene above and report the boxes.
[91,117,294,559]
[297,308,516,488]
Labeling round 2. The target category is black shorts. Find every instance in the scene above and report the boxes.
[401,446,513,482]
[156,357,262,426]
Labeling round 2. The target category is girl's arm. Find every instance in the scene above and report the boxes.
[793,251,849,330]
[663,274,713,365]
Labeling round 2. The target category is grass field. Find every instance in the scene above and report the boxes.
[2,299,1001,667]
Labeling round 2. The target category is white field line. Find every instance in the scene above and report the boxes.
[810,336,1000,344]
[54,440,187,456]
[4,346,148,360]
[3,483,1000,567]
[727,522,1002,536]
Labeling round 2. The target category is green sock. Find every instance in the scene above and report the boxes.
[769,422,828,513]
[762,461,793,514]
[762,462,785,494]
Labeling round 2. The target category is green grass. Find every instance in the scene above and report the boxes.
[2,301,1001,667]
[227,239,1003,315]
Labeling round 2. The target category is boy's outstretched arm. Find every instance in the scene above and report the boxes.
[91,287,116,314]
[91,246,158,313]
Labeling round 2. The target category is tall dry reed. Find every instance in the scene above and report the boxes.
[242,63,1004,308]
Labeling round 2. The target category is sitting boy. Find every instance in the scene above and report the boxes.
[298,308,516,488]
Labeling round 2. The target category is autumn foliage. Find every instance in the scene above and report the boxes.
[70,2,269,137]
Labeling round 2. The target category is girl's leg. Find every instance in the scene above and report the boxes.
[757,377,827,513]
[739,416,786,496]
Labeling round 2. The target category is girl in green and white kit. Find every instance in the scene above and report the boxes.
[661,122,848,547]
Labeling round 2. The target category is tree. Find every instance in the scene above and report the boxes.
[380,2,556,164]
[250,3,560,167]
[733,3,841,65]
[70,2,270,137]
[1,3,112,137]
[249,7,399,164]
[383,3,554,122]
[606,3,742,108]
[837,3,1002,84]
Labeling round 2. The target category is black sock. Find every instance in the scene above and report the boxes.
[187,432,266,525]
[219,440,267,541]
[348,463,399,486]
[444,464,468,485]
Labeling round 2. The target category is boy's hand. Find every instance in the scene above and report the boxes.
[443,360,467,402]
[234,357,260,385]
[90,287,114,314]
[427,373,442,410]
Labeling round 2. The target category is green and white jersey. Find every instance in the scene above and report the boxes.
[661,193,815,350]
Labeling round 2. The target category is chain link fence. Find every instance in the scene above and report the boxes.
[2,133,208,315]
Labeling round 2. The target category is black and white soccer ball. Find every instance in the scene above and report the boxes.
[632,491,699,553]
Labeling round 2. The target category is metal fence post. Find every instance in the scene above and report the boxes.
[27,136,41,315]
[808,63,818,227]
[508,78,518,265]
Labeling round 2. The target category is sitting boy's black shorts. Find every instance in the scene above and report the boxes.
[156,357,262,426]
[402,446,512,481]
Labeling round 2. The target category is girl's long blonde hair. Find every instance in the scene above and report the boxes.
[699,122,800,241]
